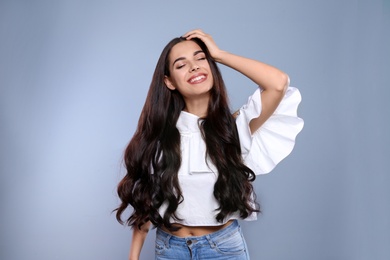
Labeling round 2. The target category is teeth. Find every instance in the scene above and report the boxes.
[190,75,205,83]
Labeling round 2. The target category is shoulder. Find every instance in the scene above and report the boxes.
[232,110,240,119]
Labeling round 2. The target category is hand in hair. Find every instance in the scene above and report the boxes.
[182,29,225,62]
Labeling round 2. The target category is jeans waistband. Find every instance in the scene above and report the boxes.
[156,220,240,247]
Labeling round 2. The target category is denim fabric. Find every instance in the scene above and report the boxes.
[155,220,250,260]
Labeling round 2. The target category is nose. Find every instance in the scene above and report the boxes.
[190,63,199,72]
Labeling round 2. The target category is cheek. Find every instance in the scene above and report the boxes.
[208,73,215,85]
[171,71,186,85]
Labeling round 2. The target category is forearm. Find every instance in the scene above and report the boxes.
[129,221,152,260]
[214,51,289,92]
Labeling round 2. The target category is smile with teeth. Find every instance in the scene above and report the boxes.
[188,74,207,84]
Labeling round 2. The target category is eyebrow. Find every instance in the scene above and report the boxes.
[172,50,205,66]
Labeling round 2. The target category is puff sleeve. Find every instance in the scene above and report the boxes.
[236,87,304,175]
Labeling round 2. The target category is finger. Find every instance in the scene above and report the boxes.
[183,29,203,36]
[182,29,206,38]
[185,32,210,42]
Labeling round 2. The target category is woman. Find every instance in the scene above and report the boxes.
[115,29,304,259]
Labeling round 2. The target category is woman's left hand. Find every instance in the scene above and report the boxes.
[182,29,225,62]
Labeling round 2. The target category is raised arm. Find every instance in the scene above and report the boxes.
[183,29,289,134]
[129,221,152,260]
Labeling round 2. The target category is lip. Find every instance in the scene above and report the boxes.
[187,73,207,84]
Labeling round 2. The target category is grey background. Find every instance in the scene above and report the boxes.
[1,0,389,259]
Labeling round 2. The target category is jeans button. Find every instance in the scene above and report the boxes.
[186,240,192,245]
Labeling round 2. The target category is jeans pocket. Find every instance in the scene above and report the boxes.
[155,236,167,255]
[213,229,246,255]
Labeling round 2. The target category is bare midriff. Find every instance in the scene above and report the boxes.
[161,219,234,237]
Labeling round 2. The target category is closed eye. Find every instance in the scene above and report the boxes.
[176,63,186,69]
[195,53,206,61]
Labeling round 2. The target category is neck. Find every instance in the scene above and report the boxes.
[183,94,209,117]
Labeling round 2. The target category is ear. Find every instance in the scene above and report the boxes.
[164,76,176,90]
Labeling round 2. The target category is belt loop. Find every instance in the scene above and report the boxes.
[205,234,216,248]
[164,233,171,248]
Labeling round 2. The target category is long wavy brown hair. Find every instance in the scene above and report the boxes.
[115,37,259,230]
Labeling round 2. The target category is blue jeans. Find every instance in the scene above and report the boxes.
[155,220,250,259]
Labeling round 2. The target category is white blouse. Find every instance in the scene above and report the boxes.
[158,87,304,226]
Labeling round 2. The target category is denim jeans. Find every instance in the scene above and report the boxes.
[155,220,250,259]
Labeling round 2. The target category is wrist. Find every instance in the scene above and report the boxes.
[212,50,229,63]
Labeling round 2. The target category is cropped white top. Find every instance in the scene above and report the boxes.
[158,87,304,226]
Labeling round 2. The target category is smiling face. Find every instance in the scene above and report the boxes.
[164,40,214,101]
